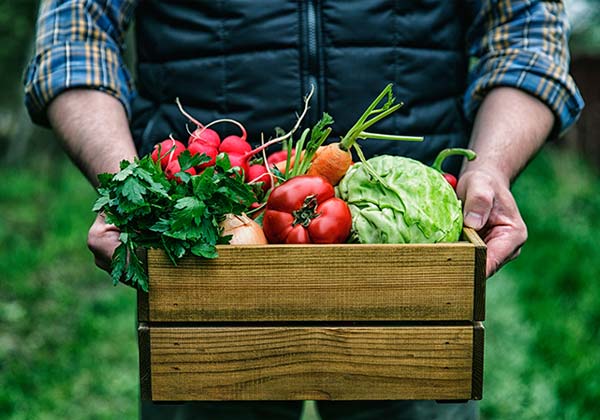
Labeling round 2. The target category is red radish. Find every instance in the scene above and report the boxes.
[176,98,259,176]
[175,98,227,150]
[219,135,252,154]
[188,127,221,149]
[226,153,250,177]
[188,141,218,169]
[442,173,458,190]
[165,159,196,183]
[175,90,314,179]
[176,98,249,154]
[221,137,282,178]
[267,149,294,165]
[247,164,272,191]
[151,138,186,169]
[205,119,247,143]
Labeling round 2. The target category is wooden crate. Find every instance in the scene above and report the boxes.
[138,228,486,402]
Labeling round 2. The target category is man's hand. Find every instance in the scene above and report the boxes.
[87,213,121,273]
[462,87,554,278]
[457,168,527,277]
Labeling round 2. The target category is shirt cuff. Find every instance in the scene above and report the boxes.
[464,48,585,137]
[23,40,134,127]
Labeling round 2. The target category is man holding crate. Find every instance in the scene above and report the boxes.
[24,0,582,418]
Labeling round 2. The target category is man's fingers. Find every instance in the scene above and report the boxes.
[87,213,121,273]
[484,224,527,277]
[486,243,521,277]
[457,169,529,278]
[461,176,495,230]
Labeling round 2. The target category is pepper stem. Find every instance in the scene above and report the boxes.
[431,148,477,173]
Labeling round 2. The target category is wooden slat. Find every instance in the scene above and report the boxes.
[472,322,485,400]
[138,323,152,400]
[138,291,149,323]
[147,325,475,401]
[147,241,479,322]
[461,228,487,321]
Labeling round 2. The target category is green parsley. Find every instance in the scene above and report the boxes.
[93,151,255,291]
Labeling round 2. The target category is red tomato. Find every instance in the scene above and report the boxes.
[262,175,352,244]
[442,173,458,190]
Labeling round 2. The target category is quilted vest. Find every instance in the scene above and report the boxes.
[131,0,473,173]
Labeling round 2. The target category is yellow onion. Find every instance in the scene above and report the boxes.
[220,213,267,245]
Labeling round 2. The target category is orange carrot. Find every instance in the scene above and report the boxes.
[302,84,423,185]
[306,144,353,185]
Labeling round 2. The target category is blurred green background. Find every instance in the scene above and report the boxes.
[1,1,599,419]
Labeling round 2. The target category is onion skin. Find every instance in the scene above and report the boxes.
[220,213,267,245]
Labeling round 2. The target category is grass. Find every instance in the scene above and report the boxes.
[0,153,138,419]
[481,147,600,419]
[1,145,599,419]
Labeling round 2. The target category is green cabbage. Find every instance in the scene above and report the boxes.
[337,155,463,244]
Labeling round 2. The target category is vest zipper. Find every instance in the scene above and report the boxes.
[304,0,323,122]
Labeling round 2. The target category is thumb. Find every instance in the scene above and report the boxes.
[459,176,495,230]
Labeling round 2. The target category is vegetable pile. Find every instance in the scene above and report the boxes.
[93,84,476,291]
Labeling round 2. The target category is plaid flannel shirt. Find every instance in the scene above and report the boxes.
[24,0,584,135]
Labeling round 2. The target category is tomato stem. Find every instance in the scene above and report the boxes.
[291,195,320,227]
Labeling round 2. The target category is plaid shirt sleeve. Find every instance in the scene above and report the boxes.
[23,0,137,126]
[464,0,584,136]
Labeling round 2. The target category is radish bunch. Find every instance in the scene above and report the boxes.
[151,95,312,192]
[151,102,274,189]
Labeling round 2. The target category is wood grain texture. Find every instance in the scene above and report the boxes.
[472,322,485,400]
[138,323,152,400]
[148,326,475,401]
[461,228,487,321]
[146,240,480,322]
[138,291,149,323]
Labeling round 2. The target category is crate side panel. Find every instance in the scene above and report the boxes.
[149,326,474,401]
[138,323,152,400]
[472,322,485,400]
[147,244,476,322]
[137,291,149,322]
[461,228,487,321]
